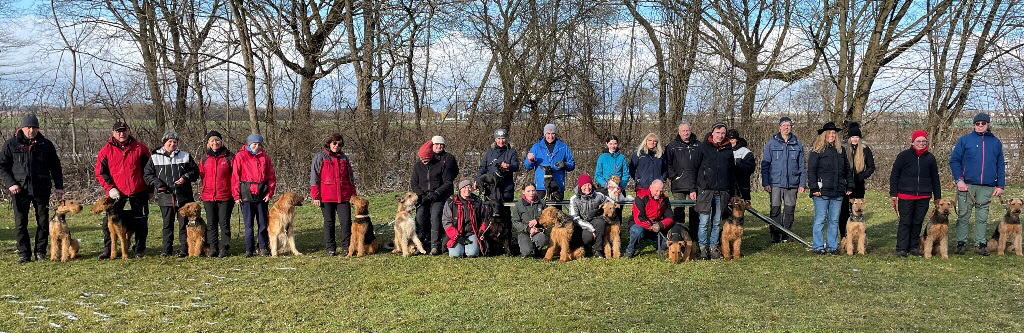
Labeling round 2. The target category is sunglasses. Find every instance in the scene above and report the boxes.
[975,121,988,126]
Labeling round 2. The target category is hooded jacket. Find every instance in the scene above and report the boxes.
[695,133,736,193]
[731,138,757,197]
[144,147,199,207]
[0,131,63,195]
[231,146,277,202]
[664,133,701,193]
[949,130,1005,187]
[310,148,357,203]
[760,132,806,189]
[95,136,151,196]
[476,143,520,197]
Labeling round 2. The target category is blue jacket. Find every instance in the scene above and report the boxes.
[950,130,1005,187]
[523,137,575,191]
[760,133,807,189]
[629,148,666,190]
[594,151,628,189]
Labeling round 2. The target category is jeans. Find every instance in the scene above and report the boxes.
[812,196,842,251]
[448,234,480,257]
[698,194,722,247]
[626,224,665,254]
[956,185,995,245]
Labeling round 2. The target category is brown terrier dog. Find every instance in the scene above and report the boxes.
[178,202,209,257]
[92,197,133,260]
[392,192,426,256]
[601,201,622,258]
[348,196,377,257]
[539,206,584,262]
[921,198,955,259]
[49,199,83,262]
[268,192,304,257]
[988,198,1024,256]
[840,198,867,255]
[666,224,695,263]
[720,197,749,260]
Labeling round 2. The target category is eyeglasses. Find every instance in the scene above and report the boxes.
[914,140,929,144]
[975,121,988,126]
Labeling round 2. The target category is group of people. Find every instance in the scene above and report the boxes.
[0,112,1007,263]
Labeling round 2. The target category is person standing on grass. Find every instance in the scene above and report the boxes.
[949,112,1005,256]
[476,128,519,203]
[694,122,736,260]
[807,122,853,255]
[443,179,487,258]
[890,130,942,257]
[512,183,547,258]
[524,124,575,201]
[232,133,277,257]
[95,120,151,259]
[144,130,200,258]
[0,114,64,264]
[727,129,756,201]
[594,134,628,195]
[629,132,666,198]
[626,179,673,258]
[665,120,701,240]
[310,133,360,257]
[568,174,614,258]
[411,138,457,255]
[761,117,806,243]
[837,123,876,241]
[199,130,234,257]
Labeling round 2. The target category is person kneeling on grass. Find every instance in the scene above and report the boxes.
[512,183,547,258]
[569,173,614,258]
[443,179,487,258]
[626,180,673,258]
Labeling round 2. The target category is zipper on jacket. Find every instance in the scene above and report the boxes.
[916,155,921,195]
[981,135,985,183]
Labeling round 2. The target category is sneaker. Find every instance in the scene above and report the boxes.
[896,250,908,257]
[35,253,46,261]
[625,251,636,258]
[160,252,171,258]
[134,252,145,259]
[815,249,827,255]
[177,252,187,258]
[326,250,337,257]
[218,251,229,258]
[593,254,605,259]
[828,249,840,255]
[955,242,967,255]
[699,246,709,260]
[976,244,990,256]
[429,247,443,256]
[97,253,110,260]
[710,247,723,259]
[909,249,923,257]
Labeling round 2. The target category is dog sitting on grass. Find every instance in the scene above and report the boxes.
[348,195,377,257]
[392,192,426,256]
[840,198,867,255]
[720,197,749,260]
[92,197,133,260]
[988,198,1024,256]
[268,192,304,257]
[539,206,584,262]
[666,224,695,263]
[178,202,209,257]
[921,198,955,259]
[49,199,83,262]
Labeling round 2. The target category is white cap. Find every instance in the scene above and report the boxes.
[431,135,446,145]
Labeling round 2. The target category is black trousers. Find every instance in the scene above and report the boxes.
[101,194,150,256]
[204,201,234,254]
[415,199,446,250]
[12,191,50,258]
[897,198,930,252]
[672,191,699,241]
[321,202,352,252]
[159,205,189,255]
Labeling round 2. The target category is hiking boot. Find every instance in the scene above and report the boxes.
[955,242,967,255]
[909,249,923,257]
[710,247,723,259]
[97,253,110,260]
[177,252,187,258]
[828,249,840,255]
[35,253,46,261]
[625,251,636,259]
[815,249,827,255]
[429,247,443,256]
[16,256,30,264]
[896,250,908,258]
[218,251,229,258]
[976,244,990,256]
[244,251,254,258]
[699,246,709,260]
[326,250,337,257]
[257,249,269,257]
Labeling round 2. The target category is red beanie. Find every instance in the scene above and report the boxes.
[577,173,593,186]
[417,141,433,159]
[911,130,927,143]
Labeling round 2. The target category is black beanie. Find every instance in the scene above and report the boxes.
[206,130,223,141]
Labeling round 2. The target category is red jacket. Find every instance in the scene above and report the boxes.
[199,148,234,201]
[231,146,277,202]
[632,194,674,230]
[95,137,150,196]
[310,149,357,203]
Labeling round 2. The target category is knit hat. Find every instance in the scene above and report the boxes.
[712,122,727,130]
[20,114,39,128]
[846,122,862,138]
[112,120,129,132]
[161,130,181,143]
[911,130,927,142]
[577,173,593,186]
[973,113,991,124]
[779,117,792,125]
[206,130,223,141]
[726,129,740,140]
[457,179,474,191]
[431,135,446,145]
[493,128,508,139]
[246,133,264,145]
[417,141,433,159]
[543,123,557,134]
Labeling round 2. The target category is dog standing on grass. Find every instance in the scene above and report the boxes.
[539,206,584,262]
[92,197,133,260]
[988,198,1024,256]
[268,192,304,257]
[392,192,427,256]
[348,195,377,257]
[720,197,749,260]
[921,198,955,259]
[49,199,83,262]
[178,202,209,257]
[666,224,695,263]
[840,198,867,255]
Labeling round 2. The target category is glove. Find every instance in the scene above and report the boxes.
[157,186,171,194]
[424,192,437,203]
[455,235,472,246]
[108,188,121,200]
[554,161,567,170]
[650,221,663,233]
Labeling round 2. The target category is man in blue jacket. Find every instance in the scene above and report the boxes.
[949,112,1005,256]
[760,117,806,243]
[524,124,575,202]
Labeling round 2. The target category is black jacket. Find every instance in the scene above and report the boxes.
[664,133,701,193]
[411,154,457,203]
[843,143,876,198]
[889,148,942,199]
[731,138,757,197]
[143,148,199,207]
[695,134,735,193]
[807,144,853,198]
[0,132,63,195]
[476,143,520,199]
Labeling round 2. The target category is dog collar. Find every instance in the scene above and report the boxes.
[849,215,864,222]
[355,214,370,218]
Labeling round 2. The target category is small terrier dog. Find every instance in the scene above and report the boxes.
[348,196,377,257]
[720,197,749,260]
[840,198,867,255]
[49,199,83,262]
[392,192,427,256]
[92,197,133,260]
[921,198,955,259]
[179,202,209,257]
[988,198,1024,256]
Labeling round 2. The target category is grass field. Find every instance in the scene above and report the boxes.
[1,190,1023,332]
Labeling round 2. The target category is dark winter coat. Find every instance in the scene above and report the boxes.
[760,133,806,189]
[629,148,666,190]
[477,143,520,199]
[410,154,457,203]
[0,132,63,195]
[889,148,942,199]
[664,133,701,193]
[731,138,757,199]
[843,143,876,198]
[807,144,853,198]
[695,134,736,193]
[144,148,199,207]
[512,197,547,234]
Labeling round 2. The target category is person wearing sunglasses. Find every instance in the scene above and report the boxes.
[949,112,1006,256]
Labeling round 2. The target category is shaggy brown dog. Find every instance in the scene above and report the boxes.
[49,199,83,262]
[392,192,426,256]
[988,198,1024,256]
[666,224,695,263]
[178,202,209,257]
[268,192,304,257]
[840,198,867,255]
[539,207,584,262]
[601,201,622,258]
[921,198,955,259]
[92,197,133,260]
[348,196,377,257]
[720,197,749,260]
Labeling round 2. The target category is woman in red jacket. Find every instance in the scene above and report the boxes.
[199,130,234,257]
[310,133,363,256]
[232,133,277,257]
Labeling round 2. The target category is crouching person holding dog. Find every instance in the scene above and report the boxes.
[626,180,673,258]
[443,180,487,258]
[890,130,942,257]
[144,130,199,258]
[311,133,359,257]
[512,183,547,258]
[569,174,614,258]
[232,134,277,257]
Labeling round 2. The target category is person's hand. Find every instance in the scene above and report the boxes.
[264,195,272,202]
[554,161,567,170]
[763,186,771,193]
[798,187,805,193]
[174,177,185,185]
[689,192,697,200]
[812,192,821,197]
[846,190,852,195]
[313,199,321,207]
[994,187,1004,197]
[528,219,537,228]
[8,185,20,195]
[956,180,968,192]
[108,188,121,200]
[529,227,538,235]
[235,199,241,205]
[650,222,662,233]
[500,161,509,170]
[527,152,536,162]
[54,189,64,200]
